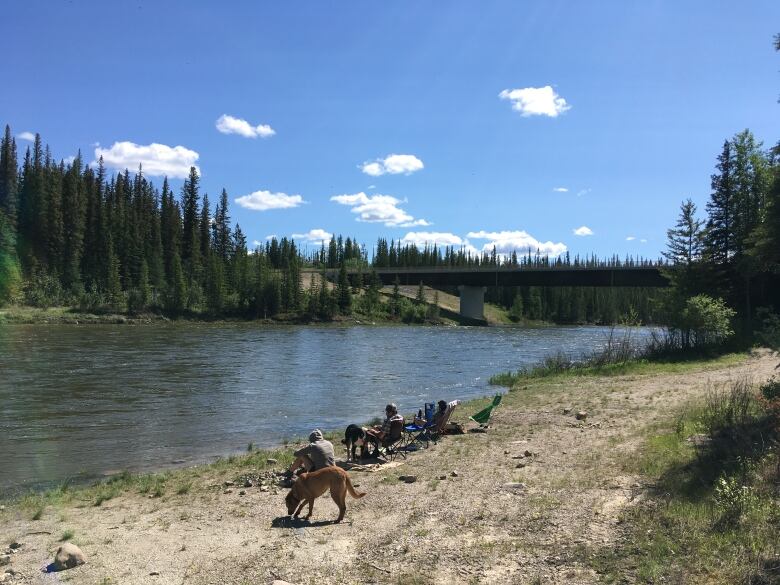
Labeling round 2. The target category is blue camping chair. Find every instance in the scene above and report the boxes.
[403,402,436,450]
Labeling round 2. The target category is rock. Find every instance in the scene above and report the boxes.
[7,545,20,551]
[400,475,417,483]
[52,543,86,571]
[239,490,246,496]
[4,568,17,575]
[223,480,235,487]
[516,462,526,468]
[575,411,588,421]
[223,489,233,494]
[524,450,533,457]
[0,506,5,512]
[243,480,253,488]
[450,470,459,477]
[502,482,527,492]
[438,475,447,480]
[504,450,510,454]
[563,407,572,415]
[0,574,9,583]
[260,486,269,492]
[266,458,278,465]
[149,571,160,576]
[0,557,8,567]
[271,580,297,585]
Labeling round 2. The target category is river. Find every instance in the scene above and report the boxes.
[0,323,655,494]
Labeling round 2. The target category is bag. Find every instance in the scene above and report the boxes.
[444,421,465,435]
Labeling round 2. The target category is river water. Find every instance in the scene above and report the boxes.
[0,324,655,494]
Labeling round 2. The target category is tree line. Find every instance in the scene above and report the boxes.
[1,121,777,329]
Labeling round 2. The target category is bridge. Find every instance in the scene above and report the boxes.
[323,266,669,321]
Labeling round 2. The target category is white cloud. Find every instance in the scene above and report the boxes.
[576,188,591,197]
[498,86,571,118]
[17,131,35,141]
[264,235,278,241]
[62,156,76,166]
[93,141,199,178]
[640,238,648,243]
[216,114,275,138]
[330,191,430,227]
[291,228,333,244]
[235,190,305,211]
[252,240,264,247]
[626,236,636,241]
[360,154,424,176]
[467,230,567,257]
[401,232,464,247]
[573,226,594,236]
[553,187,569,192]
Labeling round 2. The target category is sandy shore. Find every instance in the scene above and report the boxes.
[1,351,776,585]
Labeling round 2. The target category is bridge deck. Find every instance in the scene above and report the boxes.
[332,267,670,288]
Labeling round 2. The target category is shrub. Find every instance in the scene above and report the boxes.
[667,294,736,349]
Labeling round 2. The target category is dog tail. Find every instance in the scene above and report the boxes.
[345,475,366,499]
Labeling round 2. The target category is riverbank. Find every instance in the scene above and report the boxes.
[1,350,776,584]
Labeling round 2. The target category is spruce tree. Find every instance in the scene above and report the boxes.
[0,125,18,224]
[336,262,352,314]
[181,166,201,276]
[663,199,704,267]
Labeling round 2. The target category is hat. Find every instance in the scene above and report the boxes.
[309,429,324,442]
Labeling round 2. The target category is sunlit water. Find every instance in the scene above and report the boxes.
[0,323,656,494]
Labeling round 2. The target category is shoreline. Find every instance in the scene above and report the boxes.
[0,350,775,584]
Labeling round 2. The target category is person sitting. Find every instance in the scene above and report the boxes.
[432,400,450,426]
[366,403,404,445]
[289,429,335,475]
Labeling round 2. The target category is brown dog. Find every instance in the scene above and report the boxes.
[285,466,366,523]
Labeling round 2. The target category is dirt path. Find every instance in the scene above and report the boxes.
[2,352,777,585]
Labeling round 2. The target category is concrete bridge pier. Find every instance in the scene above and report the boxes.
[458,285,486,320]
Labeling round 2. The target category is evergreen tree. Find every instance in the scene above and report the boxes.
[509,293,524,322]
[0,125,18,224]
[705,140,735,266]
[663,199,704,267]
[415,281,426,305]
[0,210,21,304]
[336,262,352,314]
[180,166,201,276]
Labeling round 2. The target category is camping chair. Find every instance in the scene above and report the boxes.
[427,400,460,443]
[368,418,407,461]
[402,402,437,451]
[469,394,503,427]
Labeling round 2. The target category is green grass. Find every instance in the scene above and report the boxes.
[490,351,748,387]
[59,529,75,541]
[583,379,779,584]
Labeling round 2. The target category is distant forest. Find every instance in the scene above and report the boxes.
[0,124,778,327]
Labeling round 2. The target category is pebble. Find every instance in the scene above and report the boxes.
[563,407,572,415]
[243,480,253,488]
[223,481,235,487]
[223,489,233,494]
[516,462,526,468]
[524,450,534,457]
[398,475,417,483]
[260,486,269,492]
[450,470,459,477]
[239,490,246,496]
[0,557,8,567]
[7,545,20,552]
[576,411,588,421]
[438,475,447,480]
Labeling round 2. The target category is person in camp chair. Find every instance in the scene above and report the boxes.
[366,403,404,444]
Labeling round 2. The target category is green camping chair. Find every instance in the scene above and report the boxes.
[469,394,502,426]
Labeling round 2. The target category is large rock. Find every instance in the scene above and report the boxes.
[52,543,86,571]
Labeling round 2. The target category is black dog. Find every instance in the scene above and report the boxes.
[342,424,368,462]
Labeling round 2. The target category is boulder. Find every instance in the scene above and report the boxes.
[52,543,85,571]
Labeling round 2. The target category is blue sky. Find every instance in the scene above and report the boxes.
[2,1,778,259]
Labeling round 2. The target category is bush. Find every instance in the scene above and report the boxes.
[667,294,735,349]
[23,272,67,308]
[755,307,780,350]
